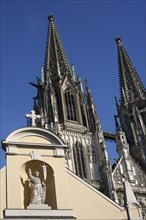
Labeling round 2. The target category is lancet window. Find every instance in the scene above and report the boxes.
[64,88,77,121]
[55,91,63,122]
[73,141,87,179]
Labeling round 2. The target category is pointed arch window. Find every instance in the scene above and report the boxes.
[64,88,77,121]
[73,141,87,179]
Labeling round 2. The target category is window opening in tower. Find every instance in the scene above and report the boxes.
[64,88,77,121]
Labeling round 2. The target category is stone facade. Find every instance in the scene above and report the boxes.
[27,15,146,218]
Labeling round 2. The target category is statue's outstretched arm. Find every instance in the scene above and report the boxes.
[28,168,34,181]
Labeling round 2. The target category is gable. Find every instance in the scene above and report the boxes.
[4,127,65,146]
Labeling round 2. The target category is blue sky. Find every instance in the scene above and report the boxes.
[1,0,146,168]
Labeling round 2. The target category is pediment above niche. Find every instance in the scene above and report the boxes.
[18,135,52,144]
[3,127,66,148]
[2,127,67,157]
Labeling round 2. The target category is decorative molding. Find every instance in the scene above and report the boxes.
[30,150,40,160]
[61,122,88,133]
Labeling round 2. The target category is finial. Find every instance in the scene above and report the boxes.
[115,96,119,112]
[48,14,54,22]
[71,64,75,73]
[85,79,91,93]
[84,79,88,86]
[114,115,121,131]
[71,64,76,81]
[115,36,122,45]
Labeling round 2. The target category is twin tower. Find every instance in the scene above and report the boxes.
[28,15,146,204]
[27,14,146,212]
[1,15,146,219]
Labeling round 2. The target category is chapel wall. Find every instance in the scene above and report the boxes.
[66,170,127,220]
[6,146,71,211]
[0,166,6,218]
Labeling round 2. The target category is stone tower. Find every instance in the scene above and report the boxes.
[115,37,146,171]
[28,15,116,200]
[113,37,146,218]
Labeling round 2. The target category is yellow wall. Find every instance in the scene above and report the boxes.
[0,128,128,220]
[6,151,71,210]
[1,163,127,220]
[0,167,6,218]
[66,170,127,220]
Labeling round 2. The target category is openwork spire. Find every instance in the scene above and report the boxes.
[116,37,146,104]
[44,14,72,82]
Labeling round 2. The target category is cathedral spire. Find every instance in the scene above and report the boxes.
[115,37,146,172]
[44,14,72,82]
[116,37,146,104]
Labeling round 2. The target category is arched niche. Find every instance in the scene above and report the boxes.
[20,160,57,209]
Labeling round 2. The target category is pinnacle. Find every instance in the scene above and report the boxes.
[48,14,54,22]
[115,36,122,45]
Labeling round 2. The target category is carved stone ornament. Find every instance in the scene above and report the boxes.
[27,168,46,205]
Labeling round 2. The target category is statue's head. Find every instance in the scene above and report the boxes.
[34,171,39,177]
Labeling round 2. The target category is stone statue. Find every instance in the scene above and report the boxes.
[28,168,46,205]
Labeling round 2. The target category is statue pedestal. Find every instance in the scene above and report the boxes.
[27,204,51,209]
[4,209,76,219]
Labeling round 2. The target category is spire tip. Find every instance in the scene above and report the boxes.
[115,36,122,44]
[48,14,54,22]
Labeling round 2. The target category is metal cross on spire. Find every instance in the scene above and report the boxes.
[25,110,41,127]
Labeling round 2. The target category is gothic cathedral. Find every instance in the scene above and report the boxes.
[1,15,146,220]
